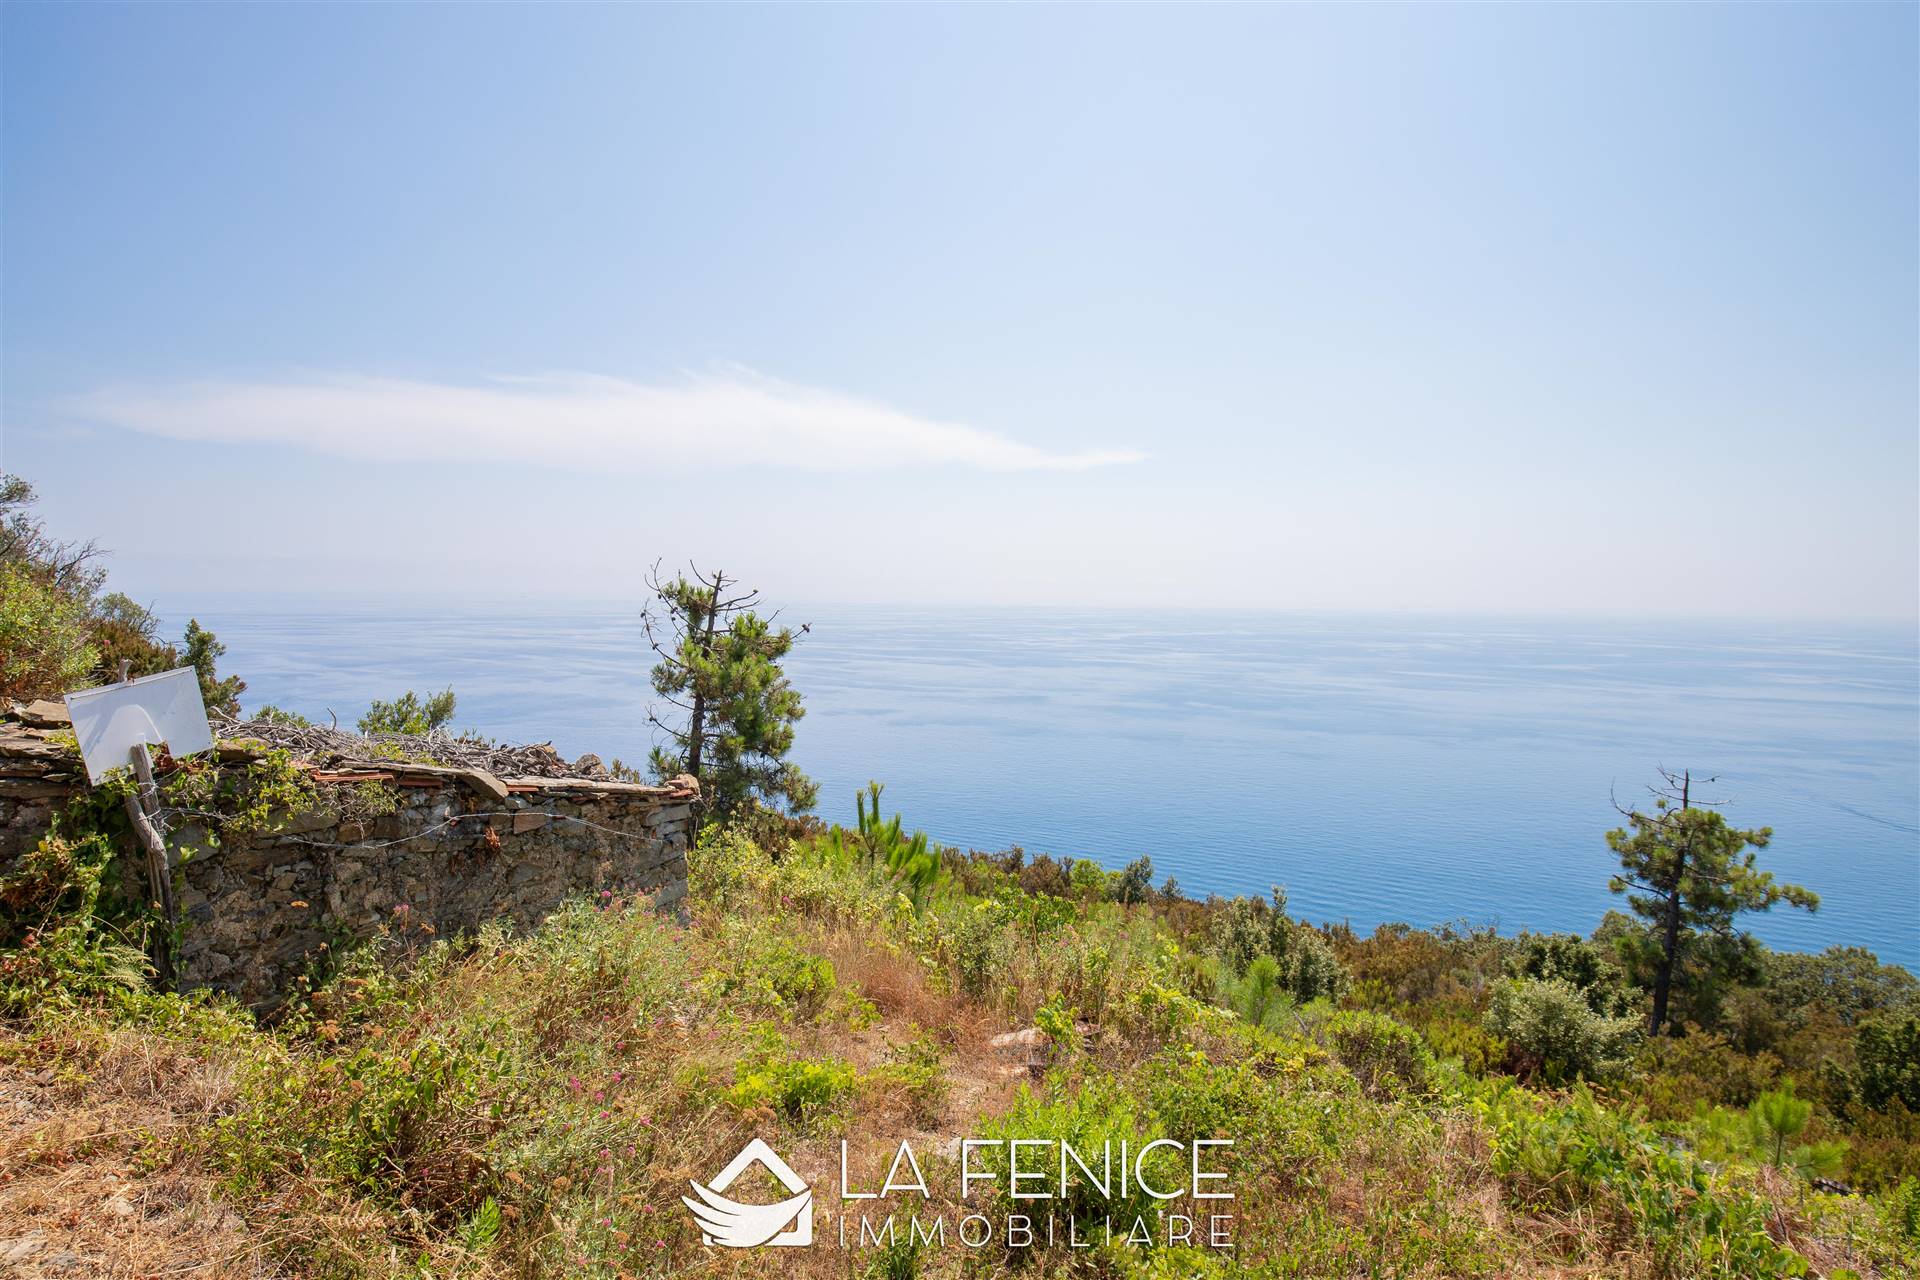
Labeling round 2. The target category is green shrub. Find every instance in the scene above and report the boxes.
[458,1196,502,1252]
[1211,887,1349,1005]
[801,782,944,910]
[1423,1011,1508,1077]
[1485,977,1640,1085]
[728,1048,858,1123]
[214,1024,515,1218]
[1069,858,1113,900]
[996,889,1078,946]
[358,687,457,735]
[88,593,178,685]
[767,947,836,1019]
[1121,979,1224,1043]
[1690,1080,1847,1181]
[1221,954,1293,1032]
[1284,928,1349,1005]
[1846,1099,1920,1191]
[75,594,244,714]
[1767,945,1920,1030]
[0,560,97,702]
[947,902,1012,1001]
[1035,993,1082,1056]
[688,826,772,914]
[1857,1013,1920,1113]
[1210,889,1284,974]
[181,619,244,716]
[863,1232,924,1280]
[1482,1084,1814,1277]
[1323,1009,1434,1098]
[1142,1047,1291,1143]
[1507,931,1633,1015]
[869,1030,948,1124]
[1338,921,1488,1008]
[1625,1026,1785,1119]
[1749,1080,1845,1176]
[159,748,320,844]
[703,923,837,1020]
[1883,1177,1920,1248]
[1053,929,1119,1023]
[0,830,148,1014]
[975,1077,1177,1243]
[1114,855,1155,905]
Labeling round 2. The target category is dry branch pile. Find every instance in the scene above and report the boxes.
[210,712,605,780]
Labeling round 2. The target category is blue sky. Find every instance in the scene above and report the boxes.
[3,4,1914,618]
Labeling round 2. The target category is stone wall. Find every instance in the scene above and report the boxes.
[1,708,694,1007]
[0,716,70,868]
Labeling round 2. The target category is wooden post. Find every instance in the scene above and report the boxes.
[116,661,177,989]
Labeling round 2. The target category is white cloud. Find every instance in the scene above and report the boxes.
[60,367,1144,472]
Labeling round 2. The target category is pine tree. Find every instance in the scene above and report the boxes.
[642,564,817,818]
[1607,769,1817,1036]
[183,619,245,716]
[358,688,456,735]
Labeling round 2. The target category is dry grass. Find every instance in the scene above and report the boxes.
[818,928,970,1033]
[0,1027,271,1279]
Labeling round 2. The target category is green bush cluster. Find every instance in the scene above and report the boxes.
[1483,1082,1825,1278]
[696,793,1917,1272]
[357,687,458,735]
[1485,975,1641,1084]
[0,830,147,1013]
[975,1076,1177,1242]
[727,1045,859,1124]
[702,919,838,1020]
[802,781,944,910]
[1,477,248,712]
[869,1029,949,1124]
[1855,1013,1920,1113]
[1691,1080,1848,1180]
[1210,887,1349,1006]
[1320,1008,1435,1098]
[0,560,97,702]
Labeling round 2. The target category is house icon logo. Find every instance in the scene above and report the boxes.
[682,1137,813,1248]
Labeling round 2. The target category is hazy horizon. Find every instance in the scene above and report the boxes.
[145,590,1920,631]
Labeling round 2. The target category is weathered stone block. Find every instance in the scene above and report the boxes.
[267,805,339,837]
[0,779,71,800]
[646,804,692,829]
[455,769,511,804]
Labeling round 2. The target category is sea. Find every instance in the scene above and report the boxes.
[159,602,1920,970]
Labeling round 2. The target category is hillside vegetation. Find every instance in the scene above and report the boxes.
[3,796,1917,1278]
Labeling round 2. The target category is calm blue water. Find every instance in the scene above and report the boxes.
[163,603,1919,968]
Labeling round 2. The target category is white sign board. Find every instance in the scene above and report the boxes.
[65,667,215,784]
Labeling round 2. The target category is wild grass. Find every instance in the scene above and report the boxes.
[1,824,1915,1278]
